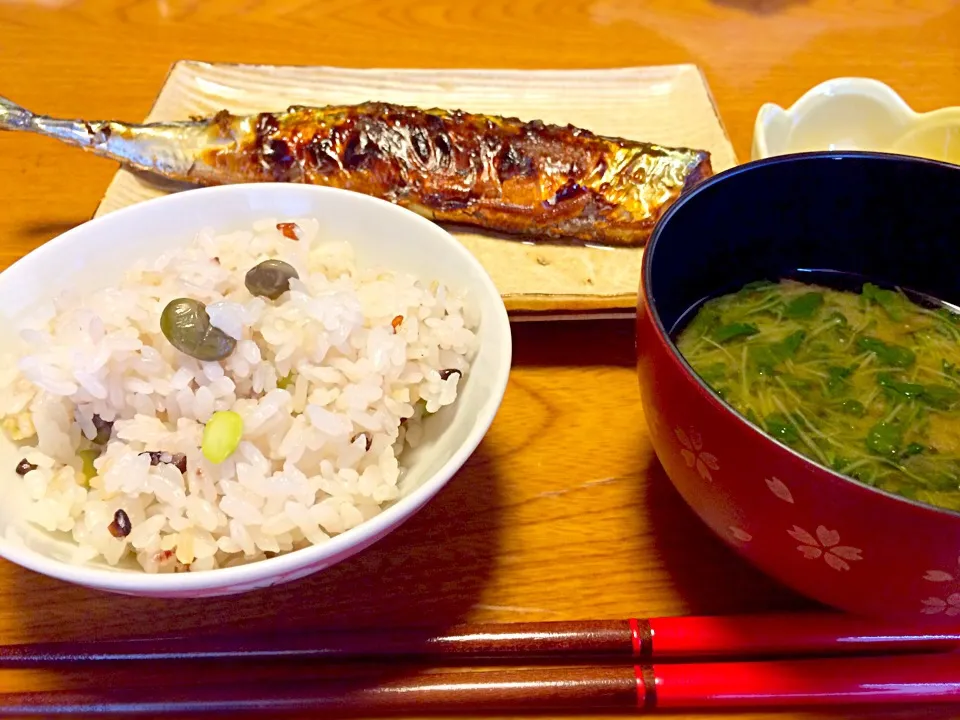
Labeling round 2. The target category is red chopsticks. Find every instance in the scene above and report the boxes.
[2,612,957,665]
[1,612,958,714]
[0,654,958,714]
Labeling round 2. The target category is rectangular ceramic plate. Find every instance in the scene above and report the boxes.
[95,61,738,318]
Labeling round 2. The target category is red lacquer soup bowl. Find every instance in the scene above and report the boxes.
[637,152,960,624]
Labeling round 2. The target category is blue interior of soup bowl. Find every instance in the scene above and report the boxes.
[644,151,960,334]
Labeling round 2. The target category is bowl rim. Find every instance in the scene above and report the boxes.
[641,150,960,520]
[0,183,513,593]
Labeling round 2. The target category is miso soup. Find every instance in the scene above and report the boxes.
[676,278,960,512]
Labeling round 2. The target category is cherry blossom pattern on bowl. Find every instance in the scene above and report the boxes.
[637,152,960,624]
[787,526,863,573]
[674,427,718,482]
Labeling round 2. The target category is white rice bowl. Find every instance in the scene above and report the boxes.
[0,185,511,596]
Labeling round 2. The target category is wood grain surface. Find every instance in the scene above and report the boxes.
[1,1,960,718]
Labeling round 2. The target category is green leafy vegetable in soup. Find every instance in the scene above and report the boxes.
[676,279,960,512]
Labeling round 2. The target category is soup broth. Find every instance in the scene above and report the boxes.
[676,278,960,512]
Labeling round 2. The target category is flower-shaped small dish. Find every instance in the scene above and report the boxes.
[752,78,960,165]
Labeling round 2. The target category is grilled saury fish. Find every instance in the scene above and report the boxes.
[0,96,712,247]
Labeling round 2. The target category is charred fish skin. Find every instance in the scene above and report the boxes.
[210,103,713,246]
[0,96,711,247]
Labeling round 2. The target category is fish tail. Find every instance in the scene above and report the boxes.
[0,96,36,132]
[0,95,123,154]
[0,96,241,183]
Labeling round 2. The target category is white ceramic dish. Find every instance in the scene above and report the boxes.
[95,60,738,318]
[0,184,512,598]
[752,77,960,165]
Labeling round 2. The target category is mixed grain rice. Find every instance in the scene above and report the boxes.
[0,217,478,572]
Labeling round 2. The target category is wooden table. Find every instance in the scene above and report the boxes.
[1,1,959,717]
